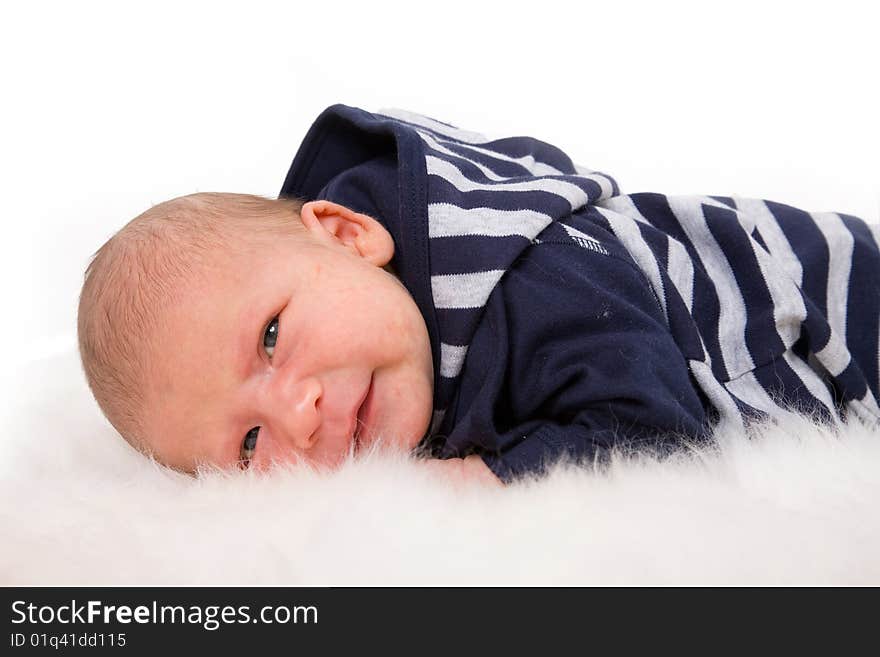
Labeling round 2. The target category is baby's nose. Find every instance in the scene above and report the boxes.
[266,375,322,451]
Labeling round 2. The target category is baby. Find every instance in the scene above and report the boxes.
[78,104,880,485]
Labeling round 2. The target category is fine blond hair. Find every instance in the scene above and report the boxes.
[77,192,306,450]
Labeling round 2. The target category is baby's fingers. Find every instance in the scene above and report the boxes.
[414,454,501,488]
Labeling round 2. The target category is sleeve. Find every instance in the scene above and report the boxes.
[473,239,708,483]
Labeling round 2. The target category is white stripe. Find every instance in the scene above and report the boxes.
[598,195,650,225]
[426,156,591,210]
[595,206,667,318]
[667,196,754,377]
[429,203,550,239]
[810,212,854,347]
[439,343,469,378]
[733,197,804,286]
[574,164,617,199]
[377,107,493,144]
[434,134,567,177]
[418,130,566,179]
[419,131,515,181]
[431,270,506,309]
[724,371,803,423]
[727,200,807,349]
[667,238,695,313]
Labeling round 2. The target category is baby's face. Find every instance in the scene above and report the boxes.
[142,201,434,473]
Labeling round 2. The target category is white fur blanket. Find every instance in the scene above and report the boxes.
[2,350,879,585]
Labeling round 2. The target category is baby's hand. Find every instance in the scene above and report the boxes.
[414,454,501,488]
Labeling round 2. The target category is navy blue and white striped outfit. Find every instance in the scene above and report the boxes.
[281,105,880,483]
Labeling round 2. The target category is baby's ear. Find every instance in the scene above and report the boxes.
[300,200,394,267]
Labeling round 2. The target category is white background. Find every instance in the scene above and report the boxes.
[1,0,877,401]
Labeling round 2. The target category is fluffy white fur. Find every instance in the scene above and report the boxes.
[2,350,879,585]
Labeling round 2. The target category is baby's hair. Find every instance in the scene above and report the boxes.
[77,192,307,451]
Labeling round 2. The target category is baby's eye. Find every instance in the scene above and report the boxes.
[263,316,279,358]
[240,427,259,469]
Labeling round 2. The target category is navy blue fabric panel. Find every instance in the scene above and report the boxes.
[481,422,626,483]
[444,238,708,475]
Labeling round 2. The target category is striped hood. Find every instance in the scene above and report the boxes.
[279,105,619,431]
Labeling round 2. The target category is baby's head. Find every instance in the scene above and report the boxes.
[78,192,434,473]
